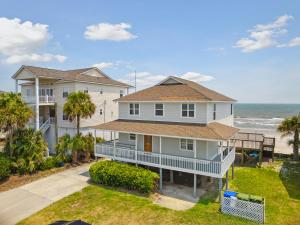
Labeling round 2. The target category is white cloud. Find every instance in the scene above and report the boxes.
[93,62,115,69]
[278,37,300,47]
[119,71,214,90]
[181,72,214,82]
[4,54,66,64]
[253,15,293,31]
[287,37,300,47]
[0,17,66,64]
[234,15,299,53]
[84,23,137,41]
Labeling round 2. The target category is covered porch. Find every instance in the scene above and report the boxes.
[91,119,239,197]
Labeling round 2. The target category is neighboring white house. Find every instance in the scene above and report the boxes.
[12,65,131,154]
[92,76,239,198]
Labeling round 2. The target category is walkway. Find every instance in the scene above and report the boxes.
[0,163,91,225]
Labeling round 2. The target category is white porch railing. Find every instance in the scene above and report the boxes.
[23,95,55,104]
[95,143,235,178]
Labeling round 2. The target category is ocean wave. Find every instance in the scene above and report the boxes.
[234,117,283,130]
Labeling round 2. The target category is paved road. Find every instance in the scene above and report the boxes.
[0,164,91,225]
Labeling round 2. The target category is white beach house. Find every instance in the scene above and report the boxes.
[12,65,131,153]
[92,76,239,197]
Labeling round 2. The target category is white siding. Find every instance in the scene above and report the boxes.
[118,132,218,160]
[119,102,207,123]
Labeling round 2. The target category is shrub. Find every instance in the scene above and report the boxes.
[89,161,159,194]
[38,157,57,171]
[5,128,47,174]
[0,154,11,180]
[96,137,105,143]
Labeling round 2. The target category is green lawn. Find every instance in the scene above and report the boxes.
[19,160,300,225]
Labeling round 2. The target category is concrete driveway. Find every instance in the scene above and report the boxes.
[0,163,91,225]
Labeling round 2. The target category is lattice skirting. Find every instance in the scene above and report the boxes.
[221,197,265,223]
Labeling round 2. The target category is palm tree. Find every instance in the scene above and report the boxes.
[278,115,300,160]
[0,92,33,156]
[69,134,86,163]
[56,134,72,162]
[83,133,95,161]
[63,92,96,135]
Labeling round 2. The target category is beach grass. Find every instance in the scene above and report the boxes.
[18,160,300,225]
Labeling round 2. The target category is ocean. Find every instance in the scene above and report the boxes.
[234,104,300,131]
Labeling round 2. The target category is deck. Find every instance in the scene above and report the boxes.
[232,132,276,164]
[95,142,235,178]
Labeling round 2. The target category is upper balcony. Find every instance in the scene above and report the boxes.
[95,141,235,178]
[23,95,55,105]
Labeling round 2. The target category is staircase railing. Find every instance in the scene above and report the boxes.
[40,118,51,133]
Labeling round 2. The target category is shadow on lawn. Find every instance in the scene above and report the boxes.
[279,160,300,200]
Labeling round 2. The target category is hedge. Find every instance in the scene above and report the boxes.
[0,154,11,180]
[89,161,159,194]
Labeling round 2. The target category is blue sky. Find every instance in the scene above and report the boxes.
[0,0,299,103]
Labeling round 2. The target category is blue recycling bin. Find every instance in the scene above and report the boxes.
[224,191,237,198]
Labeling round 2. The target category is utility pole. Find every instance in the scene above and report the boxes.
[134,70,137,92]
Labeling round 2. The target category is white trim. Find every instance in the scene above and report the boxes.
[179,138,194,152]
[116,100,236,103]
[62,87,69,98]
[129,103,140,116]
[154,103,164,117]
[181,103,196,119]
[156,76,184,86]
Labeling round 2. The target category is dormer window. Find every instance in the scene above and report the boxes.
[120,90,124,98]
[84,87,88,93]
[100,89,103,94]
[129,103,139,115]
[182,104,195,118]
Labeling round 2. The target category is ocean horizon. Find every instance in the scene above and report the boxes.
[234,103,300,131]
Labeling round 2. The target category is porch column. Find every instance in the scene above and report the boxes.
[135,134,138,166]
[15,79,18,93]
[113,131,116,160]
[193,139,197,197]
[220,141,224,161]
[218,178,223,202]
[225,171,229,190]
[94,129,97,159]
[170,170,174,183]
[35,77,39,130]
[159,136,162,191]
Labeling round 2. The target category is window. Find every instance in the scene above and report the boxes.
[120,90,124,98]
[100,109,103,115]
[213,104,217,120]
[62,112,68,121]
[26,88,31,96]
[100,89,103,94]
[182,104,195,118]
[155,103,164,116]
[39,88,53,96]
[62,88,68,98]
[180,139,194,151]
[129,103,139,115]
[83,87,88,93]
[230,104,233,115]
[129,133,136,141]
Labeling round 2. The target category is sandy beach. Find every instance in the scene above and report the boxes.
[238,128,293,155]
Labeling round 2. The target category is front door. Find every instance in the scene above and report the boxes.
[144,135,152,152]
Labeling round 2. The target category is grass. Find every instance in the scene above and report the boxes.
[18,160,300,225]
